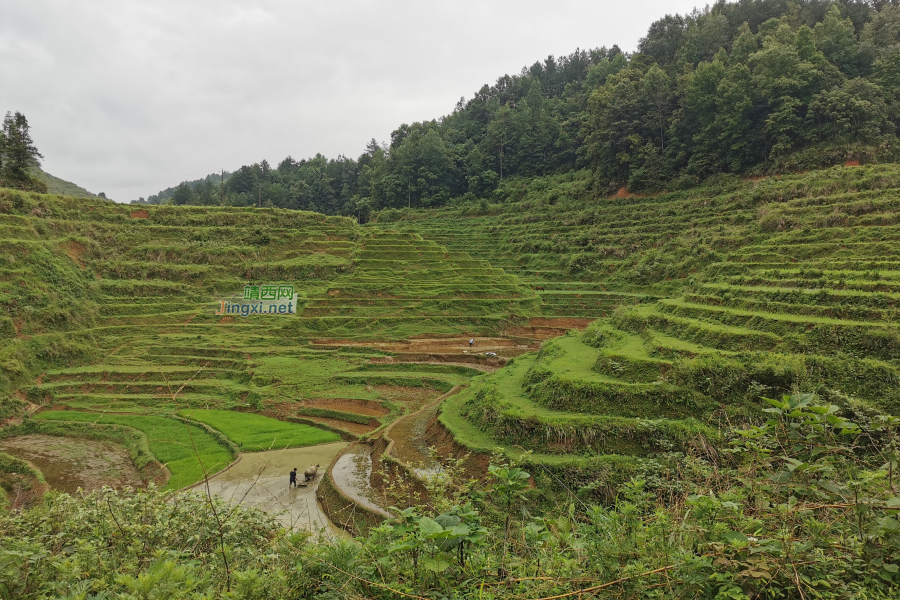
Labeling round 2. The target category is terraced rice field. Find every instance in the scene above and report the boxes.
[1,195,546,493]
[8,165,900,504]
[377,166,900,492]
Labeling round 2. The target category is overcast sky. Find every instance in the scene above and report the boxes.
[2,0,702,202]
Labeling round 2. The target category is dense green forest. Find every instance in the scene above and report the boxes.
[131,171,233,205]
[153,0,900,216]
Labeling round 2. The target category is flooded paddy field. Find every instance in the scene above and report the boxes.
[330,445,389,516]
[387,400,441,474]
[199,442,350,538]
[0,434,144,493]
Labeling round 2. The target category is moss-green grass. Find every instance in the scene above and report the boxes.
[178,409,341,451]
[33,411,233,490]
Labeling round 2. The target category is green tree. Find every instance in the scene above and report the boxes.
[171,182,194,205]
[814,5,862,75]
[809,77,892,145]
[641,64,672,152]
[1,111,43,182]
[486,105,513,179]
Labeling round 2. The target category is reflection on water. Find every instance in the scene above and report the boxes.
[388,402,441,477]
[199,442,350,539]
[330,445,389,516]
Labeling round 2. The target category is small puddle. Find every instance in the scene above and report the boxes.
[330,445,389,516]
[199,443,350,539]
[0,434,144,493]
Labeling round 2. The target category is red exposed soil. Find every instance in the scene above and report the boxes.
[504,326,569,339]
[844,159,861,167]
[129,209,149,219]
[266,402,378,436]
[299,415,377,436]
[423,416,489,478]
[300,399,388,417]
[611,186,654,199]
[59,241,86,269]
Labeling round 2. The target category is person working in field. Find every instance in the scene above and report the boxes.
[289,468,298,488]
[469,338,474,348]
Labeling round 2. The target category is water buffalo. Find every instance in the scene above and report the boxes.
[304,464,320,482]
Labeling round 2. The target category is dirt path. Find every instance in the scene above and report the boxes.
[0,434,144,493]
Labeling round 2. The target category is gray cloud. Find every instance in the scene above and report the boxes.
[1,0,701,201]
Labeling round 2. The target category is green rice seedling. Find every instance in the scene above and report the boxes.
[177,409,340,450]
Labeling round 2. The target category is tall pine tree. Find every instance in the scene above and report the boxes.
[1,111,43,182]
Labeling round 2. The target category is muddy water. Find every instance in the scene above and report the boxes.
[0,434,143,493]
[330,445,390,516]
[200,443,350,538]
[387,401,441,475]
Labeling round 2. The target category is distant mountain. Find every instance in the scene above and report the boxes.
[32,167,99,199]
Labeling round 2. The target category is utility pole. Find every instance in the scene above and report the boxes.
[220,170,224,206]
[408,177,411,209]
[257,183,261,208]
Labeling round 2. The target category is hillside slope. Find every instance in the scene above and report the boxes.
[376,164,900,491]
[31,167,98,198]
[0,189,533,449]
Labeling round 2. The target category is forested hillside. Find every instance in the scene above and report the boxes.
[161,0,900,215]
[133,171,232,206]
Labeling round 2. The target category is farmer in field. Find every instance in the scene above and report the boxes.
[469,338,474,348]
[289,468,298,488]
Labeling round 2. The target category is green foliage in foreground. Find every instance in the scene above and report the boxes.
[3,395,900,599]
[178,409,341,451]
[32,412,233,490]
